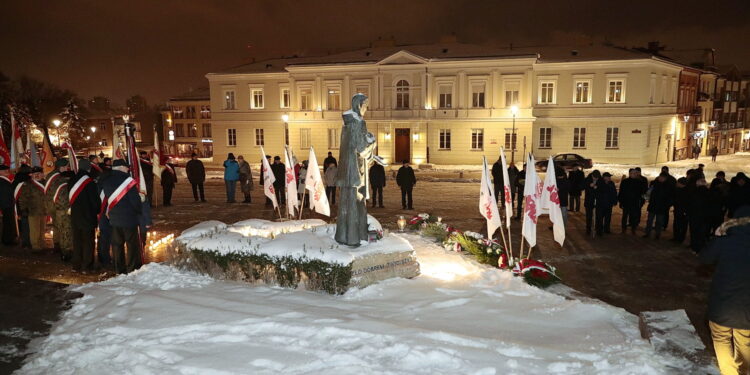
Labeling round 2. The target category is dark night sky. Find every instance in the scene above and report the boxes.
[1,0,748,106]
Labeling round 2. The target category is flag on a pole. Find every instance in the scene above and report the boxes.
[0,120,11,168]
[151,128,162,179]
[541,156,566,246]
[61,141,78,173]
[305,146,330,216]
[284,146,299,216]
[40,133,55,175]
[112,121,124,159]
[480,156,502,238]
[521,153,540,247]
[499,147,513,228]
[260,146,278,209]
[125,129,147,197]
[26,133,41,167]
[9,108,24,169]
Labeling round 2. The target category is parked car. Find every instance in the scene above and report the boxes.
[535,153,593,172]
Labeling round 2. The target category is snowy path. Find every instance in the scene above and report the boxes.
[19,235,691,374]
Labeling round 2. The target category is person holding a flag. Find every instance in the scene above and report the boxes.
[45,158,75,259]
[139,151,154,206]
[100,159,143,274]
[67,159,101,272]
[17,166,46,253]
[160,159,177,207]
[0,165,17,246]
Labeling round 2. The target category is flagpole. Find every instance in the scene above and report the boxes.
[298,188,307,220]
[518,237,525,260]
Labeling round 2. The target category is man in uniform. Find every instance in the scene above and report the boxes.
[0,165,17,246]
[68,159,101,272]
[139,151,154,206]
[101,159,142,274]
[17,167,46,252]
[46,158,75,260]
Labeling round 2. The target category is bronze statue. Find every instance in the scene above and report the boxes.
[334,93,386,246]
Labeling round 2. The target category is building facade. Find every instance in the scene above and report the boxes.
[706,67,749,155]
[206,43,684,166]
[163,88,213,157]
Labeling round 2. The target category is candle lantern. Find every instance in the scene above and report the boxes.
[397,216,407,232]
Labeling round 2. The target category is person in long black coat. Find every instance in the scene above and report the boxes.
[69,160,101,272]
[643,173,674,239]
[699,205,750,374]
[727,173,750,218]
[555,168,570,227]
[672,177,690,243]
[583,170,601,235]
[368,162,386,208]
[568,166,584,212]
[491,157,505,206]
[594,172,617,236]
[0,165,17,246]
[271,156,286,205]
[12,165,31,248]
[101,160,143,274]
[618,169,647,234]
[185,153,206,202]
[160,163,177,206]
[396,160,416,210]
[688,178,711,253]
[139,151,154,206]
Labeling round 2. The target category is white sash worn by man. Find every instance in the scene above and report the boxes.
[480,156,502,238]
[305,146,330,216]
[284,146,299,216]
[68,175,93,206]
[259,146,278,209]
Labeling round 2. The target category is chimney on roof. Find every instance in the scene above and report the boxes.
[439,33,458,44]
[371,36,396,48]
[646,41,666,54]
[703,48,716,68]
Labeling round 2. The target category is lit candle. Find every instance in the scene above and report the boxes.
[397,216,407,232]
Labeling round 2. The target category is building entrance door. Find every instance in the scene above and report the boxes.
[394,128,410,163]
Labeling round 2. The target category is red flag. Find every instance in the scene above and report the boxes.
[0,120,10,167]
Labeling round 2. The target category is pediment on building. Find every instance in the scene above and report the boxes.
[377,50,427,65]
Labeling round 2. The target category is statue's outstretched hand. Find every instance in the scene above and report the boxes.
[372,155,388,167]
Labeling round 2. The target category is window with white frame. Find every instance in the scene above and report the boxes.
[299,88,312,110]
[605,127,619,148]
[250,88,264,109]
[573,80,591,103]
[538,127,552,148]
[327,88,341,110]
[438,85,452,108]
[471,129,484,150]
[504,81,520,107]
[300,128,311,149]
[280,88,290,108]
[223,90,236,110]
[606,79,625,103]
[328,128,340,149]
[539,80,556,104]
[471,83,486,108]
[254,128,264,146]
[439,129,451,150]
[227,128,237,146]
[573,127,586,148]
[395,80,410,109]
[504,132,517,151]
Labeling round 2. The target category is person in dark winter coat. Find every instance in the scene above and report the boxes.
[0,165,16,246]
[672,177,690,243]
[396,160,416,210]
[12,165,31,248]
[101,160,143,274]
[555,168,570,227]
[139,151,154,206]
[594,172,617,236]
[618,168,648,234]
[323,152,337,171]
[568,165,585,212]
[514,165,524,219]
[727,173,750,218]
[583,170,601,234]
[69,160,101,272]
[223,153,239,203]
[160,162,177,206]
[186,153,206,202]
[699,205,750,375]
[368,162,386,208]
[491,157,505,206]
[688,178,711,253]
[271,156,286,205]
[643,173,674,239]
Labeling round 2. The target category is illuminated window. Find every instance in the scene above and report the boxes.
[471,129,484,150]
[607,80,625,103]
[255,129,264,146]
[539,81,556,104]
[573,80,591,103]
[250,89,264,109]
[395,80,410,109]
[471,83,485,108]
[606,127,619,148]
[438,85,452,109]
[187,123,197,137]
[299,88,312,110]
[281,88,290,109]
[327,88,341,110]
[504,81,520,107]
[223,90,236,110]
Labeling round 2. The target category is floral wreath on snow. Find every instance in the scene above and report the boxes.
[415,212,560,288]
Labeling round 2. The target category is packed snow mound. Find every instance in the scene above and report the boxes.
[20,234,695,374]
[228,218,327,238]
[176,220,227,241]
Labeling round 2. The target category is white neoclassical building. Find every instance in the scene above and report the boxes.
[205,42,683,166]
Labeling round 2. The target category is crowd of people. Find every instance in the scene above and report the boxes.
[1,152,156,275]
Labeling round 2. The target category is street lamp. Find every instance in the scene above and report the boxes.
[52,119,62,147]
[510,105,519,164]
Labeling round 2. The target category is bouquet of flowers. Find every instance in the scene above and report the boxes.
[511,258,560,288]
[407,213,438,230]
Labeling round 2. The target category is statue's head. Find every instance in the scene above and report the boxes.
[352,93,369,117]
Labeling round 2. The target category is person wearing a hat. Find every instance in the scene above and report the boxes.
[18,166,47,252]
[0,165,17,246]
[594,172,618,236]
[45,158,74,259]
[700,205,750,374]
[100,159,142,274]
[68,159,101,273]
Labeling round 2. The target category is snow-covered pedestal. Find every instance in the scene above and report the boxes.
[169,217,419,294]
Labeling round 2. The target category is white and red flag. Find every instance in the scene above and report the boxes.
[151,129,162,179]
[521,153,541,247]
[260,146,278,209]
[540,156,566,246]
[0,119,11,167]
[9,108,24,169]
[26,132,41,167]
[480,156,502,238]
[499,147,513,228]
[305,146,330,216]
[60,141,78,173]
[284,146,299,216]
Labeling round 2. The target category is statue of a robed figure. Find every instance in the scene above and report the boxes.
[335,94,386,246]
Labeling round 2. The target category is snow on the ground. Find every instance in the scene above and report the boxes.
[19,234,694,374]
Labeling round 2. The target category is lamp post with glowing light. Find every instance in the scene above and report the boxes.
[510,105,519,164]
[52,119,62,147]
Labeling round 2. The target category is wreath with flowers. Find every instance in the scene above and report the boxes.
[407,213,438,230]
